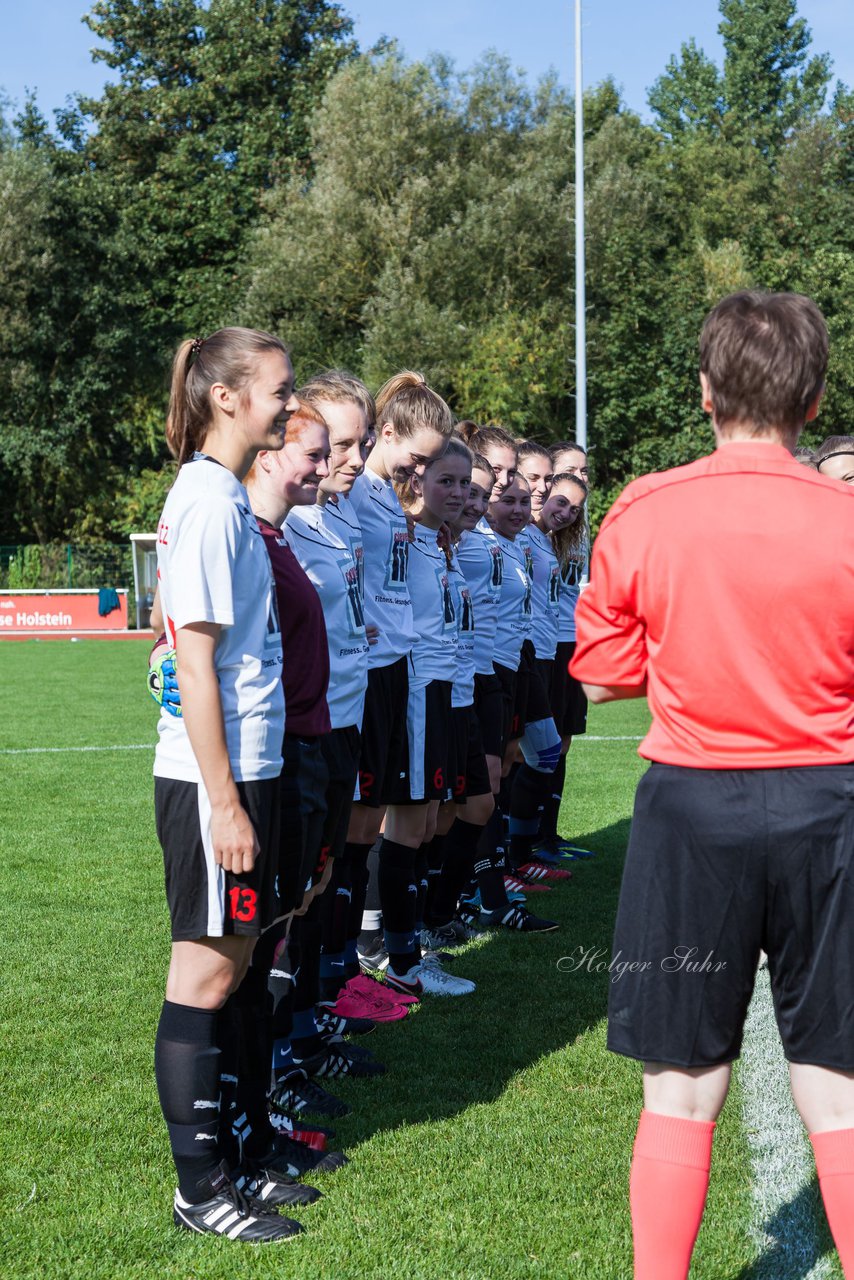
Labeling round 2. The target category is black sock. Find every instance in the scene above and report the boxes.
[428,819,480,925]
[377,837,419,973]
[474,807,509,910]
[414,842,431,934]
[232,966,277,1162]
[290,904,323,1059]
[539,753,567,841]
[154,1000,225,1203]
[263,924,296,1086]
[509,763,551,867]
[216,996,242,1171]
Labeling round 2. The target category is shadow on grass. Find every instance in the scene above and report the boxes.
[335,816,633,1142]
[726,1174,836,1279]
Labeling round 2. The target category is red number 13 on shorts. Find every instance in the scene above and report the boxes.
[228,886,258,923]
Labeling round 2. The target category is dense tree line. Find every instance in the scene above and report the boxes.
[0,0,851,541]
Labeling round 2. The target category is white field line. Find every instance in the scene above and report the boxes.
[2,736,643,757]
[0,744,153,755]
[739,967,833,1278]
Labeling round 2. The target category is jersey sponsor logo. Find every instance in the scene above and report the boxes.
[384,528,410,592]
[563,554,583,588]
[490,545,503,589]
[436,567,456,630]
[352,540,365,600]
[341,556,366,637]
[523,544,534,581]
[459,586,474,634]
[548,564,561,609]
[522,577,532,616]
[157,520,169,545]
[265,579,282,651]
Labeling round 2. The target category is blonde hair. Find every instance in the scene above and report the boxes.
[299,369,376,426]
[375,371,454,440]
[166,327,288,465]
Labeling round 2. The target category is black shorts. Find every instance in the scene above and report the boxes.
[320,725,361,864]
[389,679,454,805]
[279,734,330,911]
[526,653,554,726]
[474,672,504,759]
[607,762,854,1070]
[494,662,520,747]
[551,640,588,738]
[155,775,282,941]
[357,657,409,807]
[450,705,492,801]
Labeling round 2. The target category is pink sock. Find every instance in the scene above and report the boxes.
[811,1127,854,1277]
[630,1109,715,1280]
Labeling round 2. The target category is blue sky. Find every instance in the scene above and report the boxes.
[1,1,851,124]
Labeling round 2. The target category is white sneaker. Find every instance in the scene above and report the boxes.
[416,954,476,996]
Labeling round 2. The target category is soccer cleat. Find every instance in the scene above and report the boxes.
[315,1007,376,1037]
[263,1136,348,1180]
[420,923,466,951]
[503,875,552,894]
[345,972,420,1007]
[479,904,559,932]
[516,861,572,882]
[383,965,424,999]
[450,914,480,941]
[356,936,389,972]
[269,1070,351,1119]
[417,954,476,996]
[296,1043,386,1079]
[535,836,596,860]
[173,1179,303,1242]
[233,1162,321,1207]
[321,986,410,1023]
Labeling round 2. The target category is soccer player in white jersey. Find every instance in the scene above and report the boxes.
[152,328,304,1243]
[538,468,591,858]
[346,374,455,983]
[285,372,396,1021]
[381,438,477,996]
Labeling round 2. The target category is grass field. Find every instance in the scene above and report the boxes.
[0,641,840,1279]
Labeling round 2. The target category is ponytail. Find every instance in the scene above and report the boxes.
[375,370,454,441]
[165,326,288,465]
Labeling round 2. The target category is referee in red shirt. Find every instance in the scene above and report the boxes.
[571,290,854,1280]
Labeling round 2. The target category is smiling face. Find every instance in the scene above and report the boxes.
[552,446,589,487]
[269,420,331,506]
[236,350,298,454]
[379,424,448,483]
[453,467,493,533]
[518,452,554,516]
[538,476,587,533]
[314,399,369,497]
[489,476,532,540]
[482,444,518,498]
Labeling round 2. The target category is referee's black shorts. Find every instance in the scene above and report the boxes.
[607,762,854,1070]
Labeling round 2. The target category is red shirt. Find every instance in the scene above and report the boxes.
[258,519,331,738]
[570,443,854,768]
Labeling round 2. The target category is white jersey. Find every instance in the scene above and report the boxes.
[407,526,459,688]
[527,523,561,660]
[154,456,285,783]
[456,525,502,676]
[284,499,369,731]
[492,533,533,671]
[557,531,590,643]
[349,468,416,669]
[449,550,476,708]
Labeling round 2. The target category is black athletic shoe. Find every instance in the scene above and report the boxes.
[315,1007,376,1038]
[479,905,559,932]
[270,1070,351,1119]
[173,1180,303,1242]
[234,1162,321,1207]
[267,1135,350,1178]
[296,1043,386,1080]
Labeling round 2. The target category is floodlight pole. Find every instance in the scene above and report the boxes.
[574,0,588,450]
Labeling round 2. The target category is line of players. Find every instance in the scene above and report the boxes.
[149,333,593,1242]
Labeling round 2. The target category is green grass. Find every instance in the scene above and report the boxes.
[0,641,832,1278]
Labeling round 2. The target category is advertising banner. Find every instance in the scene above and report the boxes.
[0,590,129,633]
